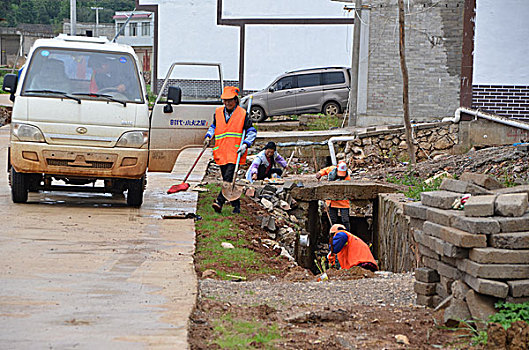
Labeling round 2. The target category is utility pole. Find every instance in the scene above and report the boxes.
[91,7,104,37]
[70,0,77,36]
[347,0,362,127]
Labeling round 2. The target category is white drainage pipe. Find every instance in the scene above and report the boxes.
[443,107,529,131]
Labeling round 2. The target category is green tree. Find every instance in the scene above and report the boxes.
[0,0,135,28]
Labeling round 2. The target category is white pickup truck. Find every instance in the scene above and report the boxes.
[2,34,222,206]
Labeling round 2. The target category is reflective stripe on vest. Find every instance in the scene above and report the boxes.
[213,106,247,165]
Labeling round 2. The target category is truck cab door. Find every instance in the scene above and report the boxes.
[147,62,223,172]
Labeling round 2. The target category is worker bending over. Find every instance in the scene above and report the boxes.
[204,86,257,214]
[315,160,351,232]
[245,141,287,182]
[327,224,378,272]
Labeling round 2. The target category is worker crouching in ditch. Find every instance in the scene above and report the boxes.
[245,141,287,182]
[204,86,257,214]
[327,224,378,272]
[315,160,351,232]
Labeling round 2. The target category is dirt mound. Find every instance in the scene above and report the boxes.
[283,266,315,282]
[326,265,375,280]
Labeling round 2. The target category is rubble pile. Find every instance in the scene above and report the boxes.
[352,145,529,186]
[244,180,306,258]
[404,173,529,325]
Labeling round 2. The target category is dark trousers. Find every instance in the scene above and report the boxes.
[216,163,240,210]
[329,207,351,232]
[257,164,283,180]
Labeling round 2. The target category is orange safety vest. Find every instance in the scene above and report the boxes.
[318,166,351,208]
[213,106,247,166]
[335,231,378,270]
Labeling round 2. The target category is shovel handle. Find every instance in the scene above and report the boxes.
[231,128,246,190]
[231,96,253,189]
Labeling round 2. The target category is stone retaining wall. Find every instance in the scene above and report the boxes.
[342,122,459,165]
[404,174,529,323]
[377,193,417,273]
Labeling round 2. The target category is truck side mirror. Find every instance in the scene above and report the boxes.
[3,74,18,101]
[167,86,182,105]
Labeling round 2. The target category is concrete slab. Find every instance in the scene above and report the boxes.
[464,195,496,217]
[495,193,528,217]
[469,247,529,264]
[423,221,487,248]
[489,232,529,249]
[458,259,529,279]
[420,191,461,210]
[463,274,509,299]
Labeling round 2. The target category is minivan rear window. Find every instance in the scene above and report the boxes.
[323,72,345,85]
[297,73,321,88]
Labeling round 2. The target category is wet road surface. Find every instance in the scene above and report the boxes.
[0,125,211,349]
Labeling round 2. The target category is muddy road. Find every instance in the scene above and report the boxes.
[0,126,208,349]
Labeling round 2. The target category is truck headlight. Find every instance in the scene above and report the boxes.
[12,123,45,142]
[116,131,148,148]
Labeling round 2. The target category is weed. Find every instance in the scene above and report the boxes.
[212,313,280,349]
[501,170,517,188]
[305,115,342,131]
[386,169,444,200]
[489,301,529,329]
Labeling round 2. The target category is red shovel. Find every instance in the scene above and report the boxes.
[167,144,209,194]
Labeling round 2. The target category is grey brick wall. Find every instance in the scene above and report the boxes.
[156,79,239,99]
[472,85,529,120]
[363,0,464,125]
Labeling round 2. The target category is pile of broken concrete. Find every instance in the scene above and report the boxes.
[245,181,306,259]
[404,172,529,325]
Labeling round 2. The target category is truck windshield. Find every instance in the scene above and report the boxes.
[21,48,144,103]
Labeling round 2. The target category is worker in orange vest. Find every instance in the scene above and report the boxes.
[204,86,257,214]
[327,224,378,272]
[315,160,351,232]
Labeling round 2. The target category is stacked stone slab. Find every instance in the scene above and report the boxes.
[404,173,529,324]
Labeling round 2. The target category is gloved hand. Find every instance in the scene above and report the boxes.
[315,172,322,180]
[327,252,335,266]
[203,136,211,147]
[237,143,248,155]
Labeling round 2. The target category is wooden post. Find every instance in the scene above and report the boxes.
[398,0,416,165]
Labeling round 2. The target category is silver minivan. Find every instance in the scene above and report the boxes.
[241,67,351,122]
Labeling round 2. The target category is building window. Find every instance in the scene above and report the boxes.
[142,22,150,36]
[130,22,138,36]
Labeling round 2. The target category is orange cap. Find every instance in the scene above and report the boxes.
[221,86,240,99]
[330,224,346,234]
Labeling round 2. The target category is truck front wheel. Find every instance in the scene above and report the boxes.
[127,177,145,207]
[11,167,28,203]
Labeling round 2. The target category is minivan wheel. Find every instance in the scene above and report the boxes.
[11,167,28,203]
[323,102,340,117]
[250,106,267,122]
[127,177,145,207]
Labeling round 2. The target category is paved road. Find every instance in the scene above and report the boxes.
[0,94,13,107]
[0,125,211,349]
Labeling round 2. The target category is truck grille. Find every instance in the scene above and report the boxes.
[46,159,114,169]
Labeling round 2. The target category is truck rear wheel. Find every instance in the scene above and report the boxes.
[11,167,28,203]
[127,177,145,207]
